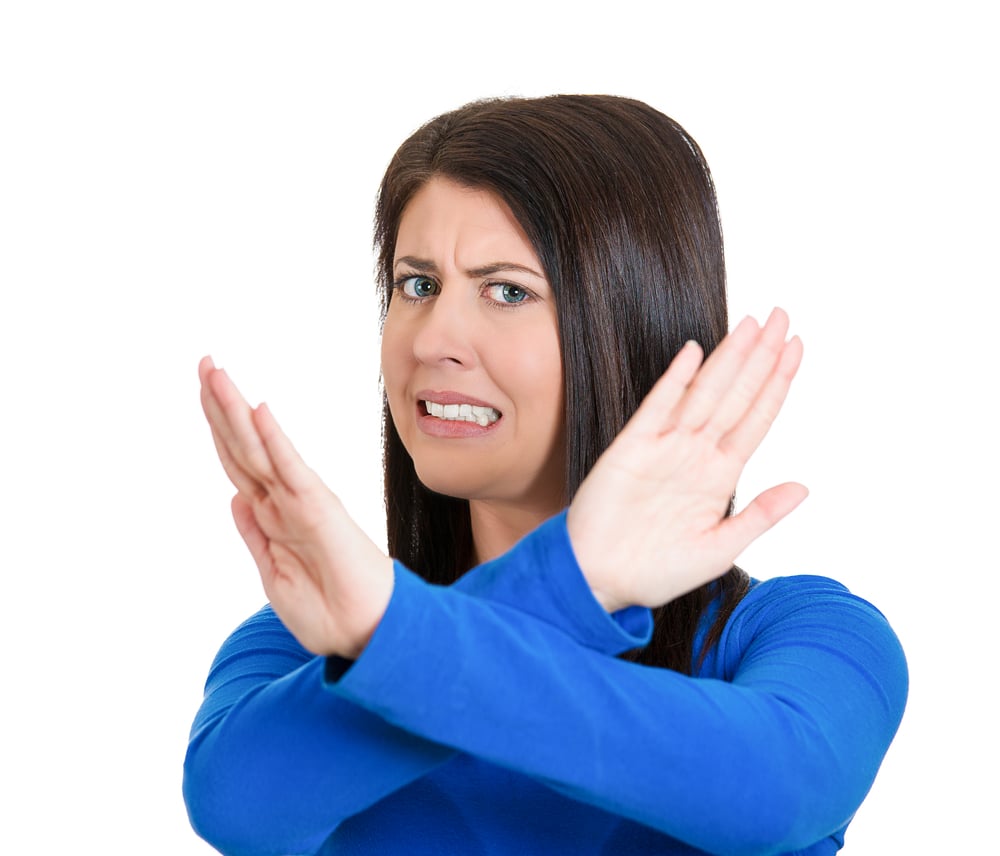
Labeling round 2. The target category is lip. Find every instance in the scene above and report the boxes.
[416,412,502,438]
[413,389,503,439]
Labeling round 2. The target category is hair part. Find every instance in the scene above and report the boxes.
[375,95,749,674]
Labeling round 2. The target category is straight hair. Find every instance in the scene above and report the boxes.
[374,95,749,673]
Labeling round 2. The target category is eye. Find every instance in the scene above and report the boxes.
[397,275,439,300]
[486,283,530,305]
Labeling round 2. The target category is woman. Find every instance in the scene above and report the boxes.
[185,96,907,855]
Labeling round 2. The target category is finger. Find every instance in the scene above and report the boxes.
[231,493,277,587]
[720,335,803,459]
[204,366,277,485]
[199,361,237,443]
[253,402,316,494]
[233,494,321,639]
[702,308,790,439]
[711,481,809,559]
[672,315,761,431]
[207,421,263,497]
[198,357,227,432]
[626,340,704,435]
[198,355,215,386]
[201,380,266,496]
[199,358,264,495]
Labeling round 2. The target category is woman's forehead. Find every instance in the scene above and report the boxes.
[394,177,542,276]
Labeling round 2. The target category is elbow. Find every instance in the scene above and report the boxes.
[748,742,885,855]
[708,729,874,856]
[705,784,846,856]
[183,727,331,856]
[183,735,245,856]
[183,732,283,856]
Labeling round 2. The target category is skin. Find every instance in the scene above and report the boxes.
[198,183,808,657]
[382,177,566,565]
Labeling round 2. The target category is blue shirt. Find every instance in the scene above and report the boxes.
[184,512,907,855]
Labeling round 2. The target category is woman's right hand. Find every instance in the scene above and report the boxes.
[566,308,807,613]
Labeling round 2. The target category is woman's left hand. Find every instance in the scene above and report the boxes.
[567,308,808,613]
[198,357,394,659]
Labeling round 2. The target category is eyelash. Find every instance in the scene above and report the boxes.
[391,274,535,311]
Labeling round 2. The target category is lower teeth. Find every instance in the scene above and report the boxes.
[436,415,493,427]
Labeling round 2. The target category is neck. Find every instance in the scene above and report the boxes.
[468,499,563,565]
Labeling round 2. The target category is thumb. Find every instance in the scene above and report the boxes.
[713,482,809,560]
[231,493,275,583]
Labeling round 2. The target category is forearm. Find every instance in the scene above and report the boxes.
[329,566,908,855]
[451,511,651,653]
[184,512,648,855]
[184,653,452,856]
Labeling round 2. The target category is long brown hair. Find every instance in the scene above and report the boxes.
[374,95,749,674]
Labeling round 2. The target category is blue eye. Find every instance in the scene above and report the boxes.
[487,283,529,304]
[399,276,438,299]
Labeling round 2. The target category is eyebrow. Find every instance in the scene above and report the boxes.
[394,256,545,280]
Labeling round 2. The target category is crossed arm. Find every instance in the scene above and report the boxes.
[196,308,806,658]
[185,309,902,856]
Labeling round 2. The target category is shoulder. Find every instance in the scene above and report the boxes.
[738,573,890,627]
[192,604,315,736]
[204,603,313,685]
[701,574,908,692]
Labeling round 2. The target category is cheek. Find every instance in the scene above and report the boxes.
[380,315,407,389]
[497,322,564,429]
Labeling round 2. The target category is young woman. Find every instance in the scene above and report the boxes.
[185,95,908,855]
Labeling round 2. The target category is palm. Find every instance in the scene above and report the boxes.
[568,309,807,612]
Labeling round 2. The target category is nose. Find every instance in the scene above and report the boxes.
[411,288,478,369]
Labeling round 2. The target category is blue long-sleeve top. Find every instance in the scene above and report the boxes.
[183,512,908,856]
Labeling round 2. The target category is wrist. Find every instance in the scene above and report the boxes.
[339,555,395,659]
[589,583,629,615]
[566,506,625,614]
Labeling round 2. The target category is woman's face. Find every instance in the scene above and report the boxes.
[381,176,565,515]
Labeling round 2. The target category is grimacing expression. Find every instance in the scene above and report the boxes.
[381,176,566,516]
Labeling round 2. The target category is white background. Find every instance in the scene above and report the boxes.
[1,2,995,852]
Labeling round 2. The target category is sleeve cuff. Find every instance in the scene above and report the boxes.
[451,510,652,655]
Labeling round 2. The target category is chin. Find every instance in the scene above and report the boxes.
[413,463,521,505]
[413,465,477,502]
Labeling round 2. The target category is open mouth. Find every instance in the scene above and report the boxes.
[420,400,501,427]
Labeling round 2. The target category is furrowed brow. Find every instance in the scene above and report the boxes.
[466,262,545,280]
[393,256,440,275]
[393,257,544,280]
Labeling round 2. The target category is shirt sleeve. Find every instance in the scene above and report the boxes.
[327,565,908,856]
[183,511,651,855]
[451,511,652,650]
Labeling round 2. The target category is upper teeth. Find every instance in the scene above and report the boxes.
[425,400,500,427]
